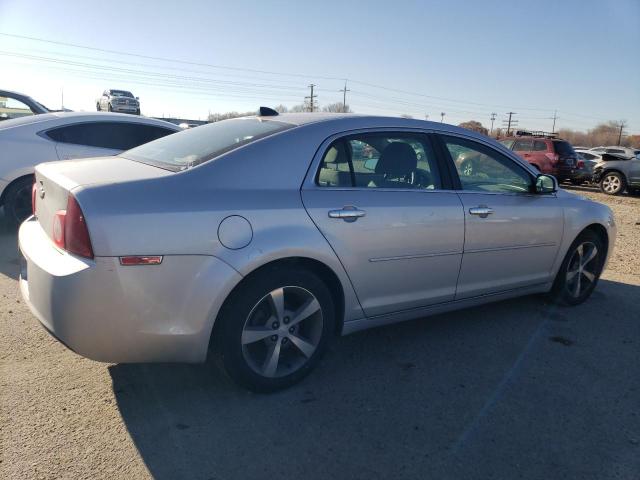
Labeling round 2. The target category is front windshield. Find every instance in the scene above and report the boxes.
[111,90,133,98]
[121,117,293,171]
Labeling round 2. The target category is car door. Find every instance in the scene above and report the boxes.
[437,134,564,299]
[512,138,534,167]
[302,131,464,317]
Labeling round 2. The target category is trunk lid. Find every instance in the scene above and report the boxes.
[34,156,171,243]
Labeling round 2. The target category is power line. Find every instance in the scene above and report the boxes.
[339,81,350,112]
[305,84,317,112]
[502,112,518,135]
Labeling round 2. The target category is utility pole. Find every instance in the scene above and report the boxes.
[551,110,558,133]
[305,84,317,112]
[490,112,497,135]
[440,112,446,123]
[425,114,429,120]
[503,112,518,136]
[617,120,627,145]
[339,81,350,112]
[61,88,64,110]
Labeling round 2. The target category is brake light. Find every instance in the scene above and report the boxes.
[545,153,559,163]
[32,182,37,215]
[65,195,94,259]
[577,160,584,169]
[51,195,94,259]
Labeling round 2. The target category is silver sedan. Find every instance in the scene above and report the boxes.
[19,112,616,391]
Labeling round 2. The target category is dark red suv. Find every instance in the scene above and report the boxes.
[499,132,580,182]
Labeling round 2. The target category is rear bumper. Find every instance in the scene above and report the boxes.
[19,218,242,363]
[110,104,139,113]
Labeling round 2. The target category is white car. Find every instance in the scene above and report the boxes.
[0,112,179,224]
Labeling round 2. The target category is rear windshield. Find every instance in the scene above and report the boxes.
[121,117,293,171]
[553,140,576,156]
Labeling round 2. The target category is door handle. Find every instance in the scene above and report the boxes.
[469,206,493,218]
[328,206,366,222]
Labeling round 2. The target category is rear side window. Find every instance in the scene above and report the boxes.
[552,141,576,156]
[533,140,548,151]
[122,118,291,171]
[46,122,175,150]
[317,133,441,190]
[513,139,533,151]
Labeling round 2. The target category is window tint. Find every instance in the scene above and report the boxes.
[606,148,624,154]
[46,122,175,150]
[317,133,441,190]
[553,141,576,156]
[123,118,291,171]
[512,139,533,151]
[442,135,532,194]
[0,96,35,120]
[533,140,548,151]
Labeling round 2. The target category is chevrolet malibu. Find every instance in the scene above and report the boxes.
[19,111,616,392]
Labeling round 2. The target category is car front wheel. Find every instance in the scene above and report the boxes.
[214,266,335,392]
[600,172,625,195]
[549,230,605,305]
[3,176,34,226]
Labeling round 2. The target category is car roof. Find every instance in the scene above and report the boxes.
[0,111,180,131]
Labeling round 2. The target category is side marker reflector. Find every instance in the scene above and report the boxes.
[119,256,163,266]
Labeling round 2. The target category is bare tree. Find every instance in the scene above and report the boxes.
[458,120,489,136]
[274,104,288,113]
[322,102,352,113]
[289,104,307,113]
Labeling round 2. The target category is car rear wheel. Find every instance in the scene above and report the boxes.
[3,176,33,226]
[549,230,605,306]
[600,172,625,195]
[96,103,101,111]
[213,266,335,392]
[107,104,112,112]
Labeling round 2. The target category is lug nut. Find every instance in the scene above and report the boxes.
[283,316,290,324]
[289,327,295,334]
[272,321,279,329]
[282,337,288,344]
[271,335,278,341]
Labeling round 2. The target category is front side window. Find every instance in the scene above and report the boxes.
[317,133,441,190]
[0,96,35,121]
[442,135,532,194]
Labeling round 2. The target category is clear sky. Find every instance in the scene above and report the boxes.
[1,0,638,133]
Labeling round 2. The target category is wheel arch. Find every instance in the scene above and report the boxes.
[209,256,347,353]
[0,173,34,206]
[581,222,609,257]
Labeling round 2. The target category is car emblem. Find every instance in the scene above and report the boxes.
[39,184,45,199]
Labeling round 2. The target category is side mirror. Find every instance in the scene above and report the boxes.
[535,174,558,194]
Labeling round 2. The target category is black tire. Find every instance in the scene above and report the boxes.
[549,230,606,306]
[3,176,34,226]
[600,171,625,195]
[96,103,101,111]
[213,265,335,392]
[135,108,141,115]
[107,104,112,112]
[570,179,584,186]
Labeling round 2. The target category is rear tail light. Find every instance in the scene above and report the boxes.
[545,153,559,163]
[31,182,37,215]
[51,194,94,259]
[577,160,585,169]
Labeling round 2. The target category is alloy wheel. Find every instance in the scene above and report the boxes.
[462,162,474,176]
[565,241,599,298]
[241,286,323,378]
[602,174,621,194]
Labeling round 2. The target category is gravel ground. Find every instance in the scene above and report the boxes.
[1,189,639,480]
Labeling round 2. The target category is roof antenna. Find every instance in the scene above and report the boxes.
[259,106,279,116]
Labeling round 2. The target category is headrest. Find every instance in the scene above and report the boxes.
[375,142,418,176]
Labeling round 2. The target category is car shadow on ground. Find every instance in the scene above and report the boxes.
[0,220,19,280]
[109,279,640,480]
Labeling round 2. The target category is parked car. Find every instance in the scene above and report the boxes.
[18,113,615,392]
[0,112,179,224]
[592,152,640,195]
[1,89,50,121]
[571,153,597,185]
[499,133,580,183]
[589,146,640,159]
[96,89,140,115]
